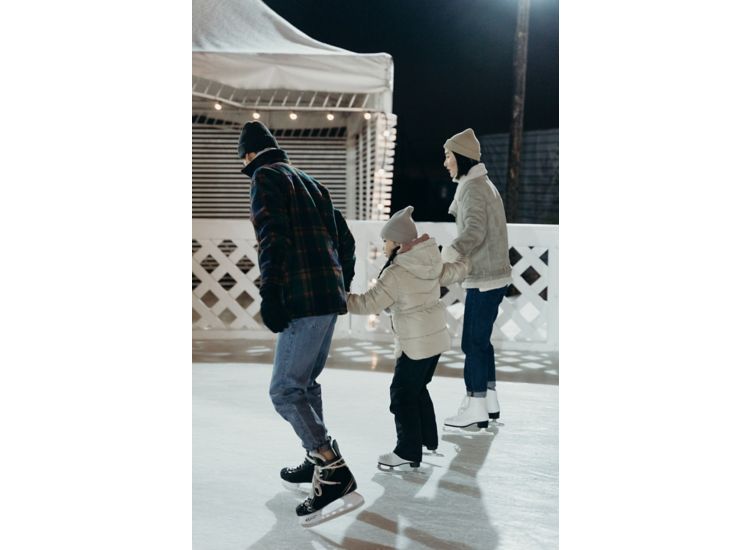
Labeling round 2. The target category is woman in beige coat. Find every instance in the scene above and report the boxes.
[347,206,468,469]
[441,128,512,430]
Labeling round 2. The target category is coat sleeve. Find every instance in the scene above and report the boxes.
[439,256,470,286]
[249,167,291,289]
[334,209,356,290]
[449,184,487,257]
[346,267,398,315]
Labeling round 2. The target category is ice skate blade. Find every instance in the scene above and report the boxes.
[443,424,494,435]
[377,461,420,471]
[298,491,365,528]
[282,480,311,494]
[443,420,489,429]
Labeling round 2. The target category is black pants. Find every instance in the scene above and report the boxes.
[390,352,440,462]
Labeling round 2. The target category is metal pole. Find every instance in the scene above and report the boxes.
[507,0,531,222]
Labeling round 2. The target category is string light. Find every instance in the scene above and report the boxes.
[289,112,298,120]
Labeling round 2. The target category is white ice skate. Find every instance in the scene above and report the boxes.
[377,452,420,470]
[486,388,501,421]
[443,396,490,430]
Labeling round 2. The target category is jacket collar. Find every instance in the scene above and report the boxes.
[453,162,488,184]
[449,163,489,216]
[241,148,290,178]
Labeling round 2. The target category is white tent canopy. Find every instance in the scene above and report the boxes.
[192,0,394,112]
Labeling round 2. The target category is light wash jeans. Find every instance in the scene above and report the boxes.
[269,313,337,451]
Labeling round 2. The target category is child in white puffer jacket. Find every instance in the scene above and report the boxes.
[346,206,468,469]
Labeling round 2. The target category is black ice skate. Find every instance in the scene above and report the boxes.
[280,453,315,493]
[296,440,364,528]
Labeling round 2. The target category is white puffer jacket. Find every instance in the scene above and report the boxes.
[347,236,469,360]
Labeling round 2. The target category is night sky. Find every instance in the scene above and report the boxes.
[264,0,559,221]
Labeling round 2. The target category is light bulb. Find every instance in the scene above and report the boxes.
[252,112,261,120]
[289,112,298,120]
[214,102,222,111]
[326,113,335,121]
[363,112,372,120]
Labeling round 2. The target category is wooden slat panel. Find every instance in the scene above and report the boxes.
[193,123,349,219]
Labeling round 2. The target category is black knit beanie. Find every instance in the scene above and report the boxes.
[238,121,279,159]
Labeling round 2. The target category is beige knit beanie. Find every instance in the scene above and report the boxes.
[380,206,418,243]
[444,128,481,161]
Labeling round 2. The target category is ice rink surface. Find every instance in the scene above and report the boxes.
[193,362,558,549]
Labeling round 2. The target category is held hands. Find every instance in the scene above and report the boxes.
[440,244,460,263]
[260,285,290,333]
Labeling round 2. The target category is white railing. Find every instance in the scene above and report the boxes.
[193,220,558,352]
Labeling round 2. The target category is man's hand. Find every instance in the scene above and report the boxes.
[260,286,290,333]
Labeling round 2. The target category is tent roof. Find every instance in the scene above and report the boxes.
[192,0,393,112]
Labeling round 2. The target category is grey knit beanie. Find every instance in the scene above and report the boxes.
[444,128,481,161]
[380,206,418,243]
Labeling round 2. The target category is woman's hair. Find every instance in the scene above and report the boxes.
[378,245,400,278]
[454,151,479,178]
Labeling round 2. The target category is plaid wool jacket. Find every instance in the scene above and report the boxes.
[242,148,355,319]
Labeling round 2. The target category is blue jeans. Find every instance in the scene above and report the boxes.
[269,313,337,452]
[461,287,507,395]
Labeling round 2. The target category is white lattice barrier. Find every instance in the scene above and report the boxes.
[496,224,559,351]
[193,221,264,337]
[193,219,558,351]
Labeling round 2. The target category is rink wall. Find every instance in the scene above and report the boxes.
[193,220,558,352]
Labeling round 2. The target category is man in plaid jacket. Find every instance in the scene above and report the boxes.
[239,121,362,522]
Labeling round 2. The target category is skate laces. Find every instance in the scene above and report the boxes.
[456,396,470,414]
[311,457,347,497]
[289,454,315,473]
